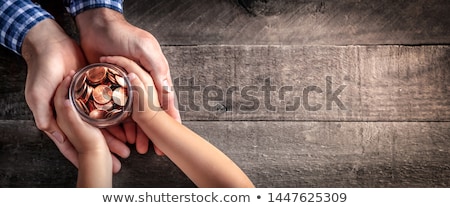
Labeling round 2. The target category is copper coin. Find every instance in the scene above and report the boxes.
[86,66,107,84]
[94,100,114,111]
[75,99,89,114]
[75,74,86,92]
[82,85,93,103]
[74,82,87,100]
[105,109,122,118]
[89,109,107,119]
[93,85,112,104]
[108,67,120,75]
[112,87,128,106]
[107,72,117,84]
[115,75,126,87]
[87,100,97,112]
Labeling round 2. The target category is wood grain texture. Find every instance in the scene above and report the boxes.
[1,45,449,121]
[166,45,450,121]
[1,0,449,189]
[123,0,450,45]
[1,120,449,188]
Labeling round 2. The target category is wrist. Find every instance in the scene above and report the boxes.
[75,8,125,37]
[78,146,111,158]
[78,149,112,187]
[133,109,165,130]
[22,19,71,60]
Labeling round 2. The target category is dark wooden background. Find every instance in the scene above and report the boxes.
[1,0,449,187]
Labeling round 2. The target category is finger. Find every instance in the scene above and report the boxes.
[105,125,127,143]
[101,129,130,159]
[44,130,79,168]
[161,77,182,123]
[31,75,70,143]
[53,75,71,111]
[129,73,163,156]
[135,125,149,154]
[100,56,154,84]
[128,72,147,114]
[153,144,164,156]
[37,75,80,168]
[111,154,122,174]
[138,52,181,123]
[54,76,83,126]
[123,120,136,144]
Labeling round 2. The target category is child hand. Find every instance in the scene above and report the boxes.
[100,56,163,124]
[54,75,116,187]
[53,75,109,154]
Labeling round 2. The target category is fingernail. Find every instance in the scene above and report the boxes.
[52,131,65,143]
[128,73,137,81]
[162,79,172,93]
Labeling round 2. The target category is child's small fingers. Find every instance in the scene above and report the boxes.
[100,56,137,69]
[128,72,147,113]
[101,56,144,76]
[54,76,87,127]
[101,56,155,87]
[54,76,72,113]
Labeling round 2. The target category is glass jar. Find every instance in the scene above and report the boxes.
[69,63,133,128]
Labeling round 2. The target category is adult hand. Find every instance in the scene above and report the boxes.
[21,19,129,173]
[75,8,181,155]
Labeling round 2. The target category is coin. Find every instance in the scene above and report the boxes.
[108,67,120,75]
[75,74,86,92]
[93,85,112,104]
[94,100,114,111]
[105,109,122,118]
[82,85,93,103]
[108,72,117,84]
[112,87,127,106]
[89,109,107,119]
[86,66,107,84]
[75,99,89,114]
[115,75,126,87]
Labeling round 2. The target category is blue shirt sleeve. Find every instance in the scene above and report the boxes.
[0,0,54,55]
[63,0,124,16]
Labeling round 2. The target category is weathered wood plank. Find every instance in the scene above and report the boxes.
[0,120,195,188]
[1,45,449,121]
[123,0,450,45]
[1,120,449,187]
[169,45,450,121]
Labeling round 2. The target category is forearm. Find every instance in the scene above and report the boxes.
[77,150,112,188]
[0,0,54,55]
[137,112,254,188]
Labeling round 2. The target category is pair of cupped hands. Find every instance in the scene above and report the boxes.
[22,9,180,173]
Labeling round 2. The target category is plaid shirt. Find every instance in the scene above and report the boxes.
[0,0,123,55]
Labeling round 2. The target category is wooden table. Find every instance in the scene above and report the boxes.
[1,0,449,187]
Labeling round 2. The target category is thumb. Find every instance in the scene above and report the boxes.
[128,72,146,114]
[35,111,79,169]
[128,72,161,114]
[29,76,80,169]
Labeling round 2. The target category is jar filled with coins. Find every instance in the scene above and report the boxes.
[69,63,133,128]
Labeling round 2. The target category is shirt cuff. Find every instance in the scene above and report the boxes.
[63,0,124,17]
[0,0,54,55]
